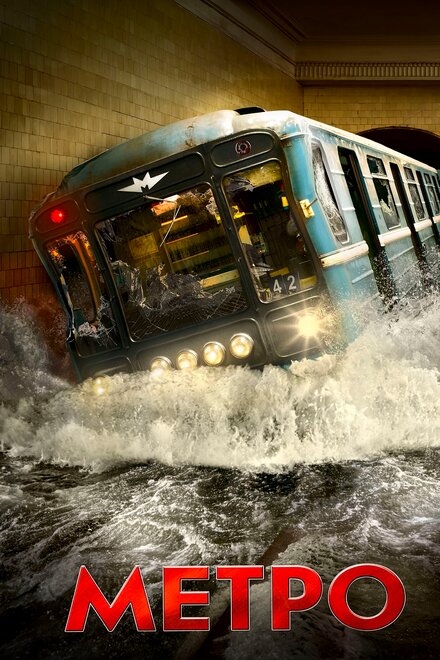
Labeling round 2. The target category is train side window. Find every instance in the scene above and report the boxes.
[48,231,118,353]
[49,239,95,324]
[425,174,440,215]
[367,157,386,175]
[431,176,440,213]
[434,175,440,206]
[367,156,400,229]
[404,167,426,219]
[312,145,349,244]
[224,161,317,303]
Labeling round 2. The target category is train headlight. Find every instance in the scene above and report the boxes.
[150,356,172,375]
[176,349,198,370]
[202,341,226,366]
[92,376,109,396]
[229,333,254,359]
[297,313,321,339]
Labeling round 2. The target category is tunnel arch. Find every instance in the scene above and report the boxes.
[359,127,440,169]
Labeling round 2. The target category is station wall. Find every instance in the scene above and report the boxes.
[303,85,440,136]
[0,0,303,304]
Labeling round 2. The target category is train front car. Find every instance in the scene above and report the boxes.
[28,110,364,381]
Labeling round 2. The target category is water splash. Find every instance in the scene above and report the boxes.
[2,298,439,660]
[0,302,68,401]
[1,297,440,472]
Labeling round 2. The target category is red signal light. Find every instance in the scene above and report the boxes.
[50,208,65,223]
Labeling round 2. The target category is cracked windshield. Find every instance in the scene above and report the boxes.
[96,185,248,340]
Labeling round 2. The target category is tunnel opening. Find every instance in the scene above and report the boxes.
[359,127,440,170]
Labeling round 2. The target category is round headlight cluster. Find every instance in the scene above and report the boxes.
[229,333,254,359]
[148,333,254,373]
[202,341,226,366]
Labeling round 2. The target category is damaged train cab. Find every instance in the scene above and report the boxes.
[29,109,440,381]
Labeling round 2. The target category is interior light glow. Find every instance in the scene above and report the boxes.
[176,349,198,370]
[50,208,65,223]
[161,215,188,227]
[229,333,254,359]
[202,341,226,366]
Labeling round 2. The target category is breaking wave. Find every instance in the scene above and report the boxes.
[1,297,440,472]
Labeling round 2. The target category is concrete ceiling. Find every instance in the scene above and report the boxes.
[250,0,440,41]
[177,0,440,72]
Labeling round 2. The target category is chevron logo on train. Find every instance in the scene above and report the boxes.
[118,170,169,193]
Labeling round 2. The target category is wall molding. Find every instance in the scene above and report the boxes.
[294,61,440,82]
[175,1,440,83]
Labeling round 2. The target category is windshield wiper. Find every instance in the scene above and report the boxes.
[159,203,181,247]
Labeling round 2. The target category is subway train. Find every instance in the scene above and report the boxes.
[29,108,440,382]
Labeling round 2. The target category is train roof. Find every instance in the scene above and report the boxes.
[54,109,437,198]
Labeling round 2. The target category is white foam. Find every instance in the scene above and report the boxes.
[1,297,440,472]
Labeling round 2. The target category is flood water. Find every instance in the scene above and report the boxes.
[0,298,440,659]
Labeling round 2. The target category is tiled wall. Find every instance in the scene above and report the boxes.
[304,85,440,134]
[0,0,303,303]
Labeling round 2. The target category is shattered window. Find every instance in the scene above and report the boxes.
[404,169,426,220]
[427,187,440,215]
[96,184,247,340]
[367,156,401,229]
[224,161,317,303]
[312,146,349,243]
[408,184,426,219]
[367,156,386,175]
[48,232,119,355]
[373,179,401,229]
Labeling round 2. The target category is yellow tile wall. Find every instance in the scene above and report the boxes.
[0,0,303,303]
[304,85,440,135]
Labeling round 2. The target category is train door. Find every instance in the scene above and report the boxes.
[338,147,397,302]
[47,232,120,356]
[390,162,428,267]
